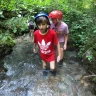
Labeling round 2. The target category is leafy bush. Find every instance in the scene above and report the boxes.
[3,17,28,36]
[0,32,15,47]
[0,0,96,62]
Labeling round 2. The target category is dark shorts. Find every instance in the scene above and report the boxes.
[60,42,64,48]
[29,32,31,37]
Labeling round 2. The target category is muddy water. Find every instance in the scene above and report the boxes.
[0,34,95,96]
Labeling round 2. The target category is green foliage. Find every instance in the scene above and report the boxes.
[0,32,15,47]
[0,0,96,63]
[77,20,96,57]
[69,13,88,47]
[3,17,28,36]
[86,55,93,62]
[92,77,96,82]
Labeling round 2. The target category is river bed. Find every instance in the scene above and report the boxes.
[0,34,95,96]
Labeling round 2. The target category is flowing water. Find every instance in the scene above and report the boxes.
[0,34,95,96]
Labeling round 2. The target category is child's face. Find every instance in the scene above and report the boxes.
[51,18,58,25]
[38,22,48,33]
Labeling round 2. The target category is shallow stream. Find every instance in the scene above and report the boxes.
[0,34,95,96]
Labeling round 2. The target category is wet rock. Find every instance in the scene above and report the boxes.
[0,60,8,81]
[75,75,82,81]
[0,61,7,72]
[82,50,96,65]
[0,34,95,96]
[0,46,13,61]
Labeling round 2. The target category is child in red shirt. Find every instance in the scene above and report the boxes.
[33,12,61,76]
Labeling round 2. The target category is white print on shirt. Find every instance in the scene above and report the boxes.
[38,39,51,54]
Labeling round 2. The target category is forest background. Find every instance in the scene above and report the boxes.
[0,0,96,87]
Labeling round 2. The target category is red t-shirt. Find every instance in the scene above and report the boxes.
[34,29,58,62]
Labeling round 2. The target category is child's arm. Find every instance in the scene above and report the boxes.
[30,29,34,43]
[56,42,61,62]
[64,34,68,50]
[33,43,37,53]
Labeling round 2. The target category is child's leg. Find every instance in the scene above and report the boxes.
[42,60,50,70]
[42,60,48,76]
[50,61,55,70]
[42,60,46,69]
[60,48,64,60]
[50,61,56,76]
[58,42,64,67]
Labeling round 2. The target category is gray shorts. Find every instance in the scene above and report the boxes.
[60,42,64,48]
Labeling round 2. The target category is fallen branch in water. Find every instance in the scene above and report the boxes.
[83,75,96,79]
